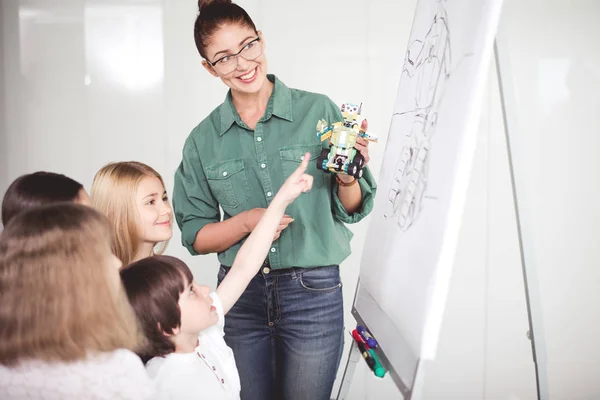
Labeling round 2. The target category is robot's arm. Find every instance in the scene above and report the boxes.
[316,119,333,142]
[359,130,379,143]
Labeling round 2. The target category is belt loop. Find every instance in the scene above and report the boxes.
[290,267,297,279]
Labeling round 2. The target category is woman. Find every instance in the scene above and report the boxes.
[0,203,154,399]
[172,1,376,399]
[91,161,173,266]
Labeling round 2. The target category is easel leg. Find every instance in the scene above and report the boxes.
[494,38,548,400]
[335,336,361,400]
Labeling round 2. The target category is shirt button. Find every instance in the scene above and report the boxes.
[222,171,228,177]
[257,137,262,142]
[270,247,276,253]
[221,379,225,383]
[212,366,216,371]
[267,191,272,197]
[261,163,266,168]
[301,155,305,161]
[262,267,270,274]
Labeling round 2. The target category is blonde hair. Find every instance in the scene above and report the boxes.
[91,161,169,266]
[0,203,143,365]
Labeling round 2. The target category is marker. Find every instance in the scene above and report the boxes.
[357,325,378,348]
[367,348,386,378]
[351,329,368,347]
[356,340,377,372]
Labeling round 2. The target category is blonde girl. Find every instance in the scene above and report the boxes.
[91,161,173,265]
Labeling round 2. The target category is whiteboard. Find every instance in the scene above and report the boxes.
[354,0,503,393]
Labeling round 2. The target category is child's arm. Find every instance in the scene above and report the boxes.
[216,153,313,315]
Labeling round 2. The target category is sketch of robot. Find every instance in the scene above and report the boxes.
[384,0,451,231]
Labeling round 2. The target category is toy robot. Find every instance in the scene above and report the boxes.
[316,102,378,179]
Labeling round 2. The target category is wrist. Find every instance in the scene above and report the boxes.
[241,209,255,234]
[336,174,357,186]
[270,193,290,209]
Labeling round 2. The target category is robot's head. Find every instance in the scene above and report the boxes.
[340,103,362,122]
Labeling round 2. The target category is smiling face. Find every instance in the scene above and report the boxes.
[202,24,268,96]
[135,176,172,245]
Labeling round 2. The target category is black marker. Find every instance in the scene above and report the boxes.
[353,333,376,372]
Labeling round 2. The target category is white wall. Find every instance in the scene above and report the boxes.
[499,1,600,398]
[1,1,599,399]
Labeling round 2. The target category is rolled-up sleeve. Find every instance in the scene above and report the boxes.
[173,135,220,255]
[331,166,377,224]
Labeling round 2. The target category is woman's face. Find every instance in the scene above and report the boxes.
[202,23,268,96]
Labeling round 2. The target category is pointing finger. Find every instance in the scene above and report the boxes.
[292,152,310,178]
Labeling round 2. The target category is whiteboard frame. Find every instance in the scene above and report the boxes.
[340,7,552,396]
[344,0,505,396]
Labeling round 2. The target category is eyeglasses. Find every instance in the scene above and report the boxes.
[207,37,262,75]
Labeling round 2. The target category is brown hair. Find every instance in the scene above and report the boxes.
[194,0,257,60]
[120,255,194,363]
[1,172,84,226]
[0,203,143,366]
[91,161,169,266]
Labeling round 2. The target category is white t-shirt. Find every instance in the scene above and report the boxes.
[0,348,155,399]
[145,292,241,400]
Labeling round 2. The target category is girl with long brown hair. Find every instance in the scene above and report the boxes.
[0,203,154,399]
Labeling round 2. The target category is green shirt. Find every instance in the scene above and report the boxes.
[173,75,377,269]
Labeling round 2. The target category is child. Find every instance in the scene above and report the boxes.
[120,153,313,399]
[91,161,173,265]
[1,171,90,226]
[0,203,155,399]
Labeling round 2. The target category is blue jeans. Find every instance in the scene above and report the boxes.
[217,264,344,400]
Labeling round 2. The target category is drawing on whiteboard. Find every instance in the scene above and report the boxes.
[384,0,451,230]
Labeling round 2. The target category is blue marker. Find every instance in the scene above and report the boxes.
[357,325,378,348]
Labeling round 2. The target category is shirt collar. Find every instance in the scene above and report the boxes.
[219,74,293,136]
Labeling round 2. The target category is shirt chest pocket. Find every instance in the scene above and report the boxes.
[279,144,324,192]
[205,159,251,209]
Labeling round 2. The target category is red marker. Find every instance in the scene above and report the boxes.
[352,329,369,348]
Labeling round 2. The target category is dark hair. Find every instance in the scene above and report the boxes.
[120,255,194,363]
[194,0,257,60]
[2,172,84,226]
